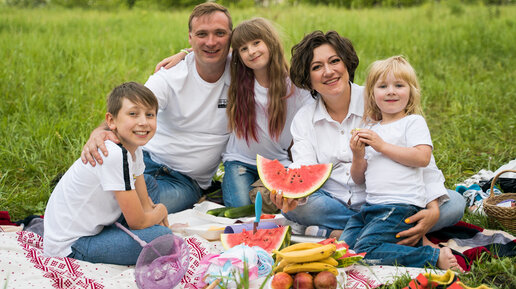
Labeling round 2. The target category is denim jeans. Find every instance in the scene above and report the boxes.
[282,189,358,234]
[430,189,466,232]
[222,160,259,207]
[340,203,440,268]
[143,150,202,213]
[68,223,172,265]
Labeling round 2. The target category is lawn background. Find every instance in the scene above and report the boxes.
[0,2,515,287]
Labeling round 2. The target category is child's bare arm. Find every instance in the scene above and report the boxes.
[350,130,367,184]
[115,189,168,230]
[134,175,154,212]
[357,129,431,167]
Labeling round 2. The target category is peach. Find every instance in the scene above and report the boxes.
[293,272,314,289]
[314,271,337,289]
[271,272,294,289]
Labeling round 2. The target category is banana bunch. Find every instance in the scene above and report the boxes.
[272,243,338,276]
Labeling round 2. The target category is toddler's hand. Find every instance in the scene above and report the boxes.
[355,129,384,152]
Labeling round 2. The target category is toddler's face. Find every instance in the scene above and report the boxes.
[373,72,410,123]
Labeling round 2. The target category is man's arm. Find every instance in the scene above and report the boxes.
[80,121,119,166]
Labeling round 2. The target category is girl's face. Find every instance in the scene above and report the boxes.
[373,72,411,123]
[238,39,270,73]
[309,44,349,100]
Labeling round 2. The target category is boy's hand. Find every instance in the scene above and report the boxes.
[81,128,119,166]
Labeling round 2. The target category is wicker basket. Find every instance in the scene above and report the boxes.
[483,169,516,234]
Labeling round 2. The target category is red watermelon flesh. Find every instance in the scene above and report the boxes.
[220,226,291,253]
[256,154,332,199]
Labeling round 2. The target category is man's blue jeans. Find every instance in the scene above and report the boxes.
[143,150,202,213]
[340,203,439,267]
[222,160,258,207]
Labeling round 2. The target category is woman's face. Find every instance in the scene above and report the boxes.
[309,44,349,99]
[238,39,270,73]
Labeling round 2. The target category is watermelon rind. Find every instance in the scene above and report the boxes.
[256,154,332,199]
[220,226,291,254]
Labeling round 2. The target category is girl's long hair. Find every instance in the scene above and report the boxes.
[364,55,423,123]
[227,17,291,143]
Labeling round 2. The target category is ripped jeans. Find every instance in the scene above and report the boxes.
[222,160,258,207]
[340,203,440,268]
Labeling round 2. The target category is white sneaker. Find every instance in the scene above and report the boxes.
[305,225,328,237]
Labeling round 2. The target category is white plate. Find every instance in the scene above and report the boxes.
[183,224,226,241]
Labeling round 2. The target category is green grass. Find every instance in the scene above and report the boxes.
[0,3,515,288]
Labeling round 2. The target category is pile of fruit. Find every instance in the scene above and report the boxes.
[272,271,337,289]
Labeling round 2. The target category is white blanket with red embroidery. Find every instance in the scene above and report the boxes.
[0,226,436,289]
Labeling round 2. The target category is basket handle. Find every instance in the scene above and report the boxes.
[489,169,516,198]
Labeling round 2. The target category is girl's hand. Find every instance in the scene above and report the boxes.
[350,130,365,158]
[356,129,385,153]
[270,190,299,213]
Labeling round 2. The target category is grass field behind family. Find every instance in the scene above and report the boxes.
[0,3,515,287]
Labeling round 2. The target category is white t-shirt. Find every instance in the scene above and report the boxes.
[222,79,313,166]
[364,115,432,208]
[144,53,231,189]
[44,141,145,257]
[290,82,367,208]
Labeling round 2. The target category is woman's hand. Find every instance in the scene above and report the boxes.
[396,201,439,246]
[80,127,119,166]
[270,190,299,213]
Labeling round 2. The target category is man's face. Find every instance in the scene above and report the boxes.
[189,11,231,71]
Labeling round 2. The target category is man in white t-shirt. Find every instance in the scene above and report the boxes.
[81,3,232,213]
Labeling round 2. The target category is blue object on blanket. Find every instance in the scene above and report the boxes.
[223,222,278,234]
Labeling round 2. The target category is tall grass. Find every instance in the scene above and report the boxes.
[0,4,515,221]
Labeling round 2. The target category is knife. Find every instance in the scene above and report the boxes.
[253,191,262,234]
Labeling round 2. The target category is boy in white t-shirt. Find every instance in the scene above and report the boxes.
[342,56,461,271]
[44,82,172,265]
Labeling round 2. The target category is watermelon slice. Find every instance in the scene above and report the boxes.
[220,226,291,253]
[256,154,332,199]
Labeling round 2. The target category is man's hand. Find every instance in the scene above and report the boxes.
[396,207,439,246]
[154,51,189,73]
[270,190,300,213]
[80,127,119,166]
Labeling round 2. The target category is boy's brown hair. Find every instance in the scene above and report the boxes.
[107,82,158,117]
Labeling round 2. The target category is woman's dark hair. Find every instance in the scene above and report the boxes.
[290,30,359,96]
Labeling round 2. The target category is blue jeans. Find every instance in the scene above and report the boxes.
[340,203,440,268]
[222,160,258,207]
[69,223,172,265]
[282,189,358,234]
[143,150,202,213]
[430,189,466,232]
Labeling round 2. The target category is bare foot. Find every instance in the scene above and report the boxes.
[329,230,343,239]
[422,236,439,248]
[436,247,463,271]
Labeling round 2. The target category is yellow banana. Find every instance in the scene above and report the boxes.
[273,258,289,273]
[276,242,324,262]
[319,257,338,267]
[273,243,336,263]
[283,261,339,276]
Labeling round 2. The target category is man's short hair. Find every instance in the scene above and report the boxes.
[188,2,232,32]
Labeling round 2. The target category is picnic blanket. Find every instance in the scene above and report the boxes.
[2,204,514,289]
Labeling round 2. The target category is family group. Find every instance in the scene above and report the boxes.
[43,2,466,272]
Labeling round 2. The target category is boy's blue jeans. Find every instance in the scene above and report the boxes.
[222,160,259,207]
[143,150,202,213]
[340,203,440,267]
[68,170,173,265]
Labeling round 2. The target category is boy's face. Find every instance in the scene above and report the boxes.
[106,98,157,154]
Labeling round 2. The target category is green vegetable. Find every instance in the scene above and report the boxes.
[206,207,230,216]
[224,204,256,218]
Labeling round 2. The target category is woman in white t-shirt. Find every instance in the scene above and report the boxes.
[272,31,466,246]
[221,18,313,207]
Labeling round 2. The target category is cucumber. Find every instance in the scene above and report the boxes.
[223,204,256,218]
[206,207,230,216]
